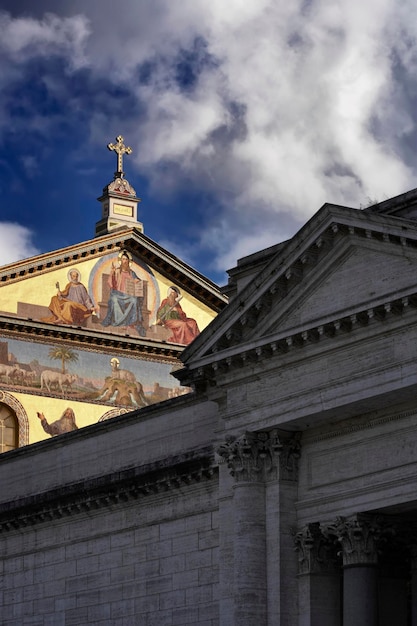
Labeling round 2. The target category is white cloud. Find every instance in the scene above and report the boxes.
[0,11,90,68]
[138,79,226,165]
[0,223,40,265]
[0,10,90,137]
[124,0,417,265]
[2,1,417,273]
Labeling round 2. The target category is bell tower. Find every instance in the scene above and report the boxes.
[95,135,143,237]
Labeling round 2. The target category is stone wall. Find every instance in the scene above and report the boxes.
[0,395,220,626]
[1,480,219,626]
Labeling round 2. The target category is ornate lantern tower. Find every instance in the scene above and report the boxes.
[95,135,143,236]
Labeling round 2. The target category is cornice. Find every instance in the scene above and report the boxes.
[365,186,417,216]
[0,447,217,533]
[0,234,123,284]
[176,287,417,387]
[127,231,227,311]
[0,315,184,359]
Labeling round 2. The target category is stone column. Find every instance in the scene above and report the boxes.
[294,523,341,626]
[217,430,282,626]
[330,515,381,626]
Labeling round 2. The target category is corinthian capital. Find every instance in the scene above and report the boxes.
[216,430,282,482]
[326,514,387,566]
[293,523,339,574]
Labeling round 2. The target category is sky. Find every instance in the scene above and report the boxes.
[0,1,416,285]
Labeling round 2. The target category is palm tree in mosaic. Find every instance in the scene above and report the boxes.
[48,346,79,374]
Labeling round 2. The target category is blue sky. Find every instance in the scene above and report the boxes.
[0,1,417,285]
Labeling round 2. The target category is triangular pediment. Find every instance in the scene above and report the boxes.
[0,228,227,349]
[179,204,417,378]
[254,237,417,339]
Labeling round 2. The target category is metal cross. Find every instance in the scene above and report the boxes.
[107,135,132,178]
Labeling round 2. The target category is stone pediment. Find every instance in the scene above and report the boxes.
[0,228,226,314]
[178,204,417,381]
[252,237,417,339]
[0,227,227,358]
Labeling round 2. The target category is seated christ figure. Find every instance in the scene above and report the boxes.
[101,251,146,336]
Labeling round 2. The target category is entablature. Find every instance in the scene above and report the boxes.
[176,287,417,388]
[0,315,183,359]
[0,447,217,533]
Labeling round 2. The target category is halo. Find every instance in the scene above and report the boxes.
[68,268,81,282]
[118,250,132,262]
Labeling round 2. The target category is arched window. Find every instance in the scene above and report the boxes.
[0,402,18,452]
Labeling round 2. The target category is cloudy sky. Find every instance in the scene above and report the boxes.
[0,0,416,284]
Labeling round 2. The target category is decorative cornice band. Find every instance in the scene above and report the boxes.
[0,316,183,358]
[0,448,217,533]
[180,290,417,386]
[0,238,122,284]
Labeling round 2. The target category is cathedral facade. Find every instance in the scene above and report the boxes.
[2,178,417,625]
[0,136,226,452]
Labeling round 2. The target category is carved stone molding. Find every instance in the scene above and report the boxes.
[0,448,216,533]
[293,523,340,575]
[325,514,393,567]
[216,430,301,482]
[179,286,417,387]
[216,431,281,482]
[0,317,184,359]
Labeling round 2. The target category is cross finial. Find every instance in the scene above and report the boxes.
[107,135,132,179]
